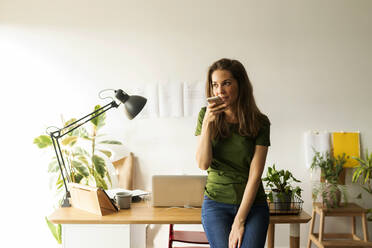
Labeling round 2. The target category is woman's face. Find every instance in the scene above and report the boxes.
[211,69,239,107]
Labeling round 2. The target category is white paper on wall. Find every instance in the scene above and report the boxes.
[134,83,159,118]
[183,81,206,117]
[158,81,183,117]
[304,131,331,171]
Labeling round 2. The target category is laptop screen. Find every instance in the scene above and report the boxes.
[152,175,207,207]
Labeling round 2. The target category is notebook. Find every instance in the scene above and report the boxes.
[151,175,207,207]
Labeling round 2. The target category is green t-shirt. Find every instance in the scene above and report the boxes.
[195,107,270,205]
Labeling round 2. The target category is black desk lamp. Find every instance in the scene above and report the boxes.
[47,89,147,207]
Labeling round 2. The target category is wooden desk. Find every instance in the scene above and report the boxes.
[49,201,311,248]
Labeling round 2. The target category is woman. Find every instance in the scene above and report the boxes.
[195,58,270,248]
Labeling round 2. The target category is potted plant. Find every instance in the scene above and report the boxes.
[34,105,123,244]
[262,164,302,210]
[352,149,372,221]
[310,150,348,208]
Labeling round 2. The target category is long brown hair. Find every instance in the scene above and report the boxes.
[206,58,269,139]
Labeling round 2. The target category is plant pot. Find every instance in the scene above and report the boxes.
[272,191,292,211]
[322,183,341,208]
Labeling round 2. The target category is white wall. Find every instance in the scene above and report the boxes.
[1,0,372,247]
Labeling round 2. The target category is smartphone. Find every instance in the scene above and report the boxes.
[207,96,224,105]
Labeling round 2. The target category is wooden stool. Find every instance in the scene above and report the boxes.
[307,202,372,247]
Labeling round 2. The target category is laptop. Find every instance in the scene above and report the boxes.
[151,175,207,207]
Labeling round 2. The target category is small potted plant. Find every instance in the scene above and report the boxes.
[262,164,302,211]
[352,149,372,221]
[310,150,348,208]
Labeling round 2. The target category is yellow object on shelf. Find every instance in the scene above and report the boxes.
[332,132,360,168]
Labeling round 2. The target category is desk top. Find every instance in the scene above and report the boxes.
[49,201,202,224]
[49,201,311,225]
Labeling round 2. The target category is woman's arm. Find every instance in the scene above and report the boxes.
[229,145,268,248]
[196,103,227,170]
[196,123,213,170]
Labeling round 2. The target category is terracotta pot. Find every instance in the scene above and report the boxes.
[322,182,341,208]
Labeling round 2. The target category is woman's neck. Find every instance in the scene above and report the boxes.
[224,108,238,123]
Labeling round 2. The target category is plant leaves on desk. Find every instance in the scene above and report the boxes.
[72,160,89,177]
[98,149,112,158]
[48,159,59,173]
[99,140,122,145]
[93,155,106,178]
[33,135,52,148]
[45,217,61,244]
[91,105,106,129]
[94,172,108,189]
[61,136,78,146]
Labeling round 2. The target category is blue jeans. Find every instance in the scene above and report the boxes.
[201,195,269,248]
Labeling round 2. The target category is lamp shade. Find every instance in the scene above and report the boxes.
[115,89,147,119]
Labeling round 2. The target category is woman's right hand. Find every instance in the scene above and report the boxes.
[197,102,226,170]
[203,102,228,125]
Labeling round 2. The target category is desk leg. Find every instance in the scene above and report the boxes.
[290,223,300,248]
[267,223,275,248]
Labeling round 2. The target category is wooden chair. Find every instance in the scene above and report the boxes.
[168,224,210,248]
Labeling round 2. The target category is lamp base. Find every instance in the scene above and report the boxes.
[61,197,71,208]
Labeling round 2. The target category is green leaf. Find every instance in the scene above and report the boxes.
[99,149,112,158]
[91,105,106,129]
[76,155,89,166]
[74,173,84,183]
[73,147,90,156]
[64,118,77,127]
[267,192,273,202]
[45,217,62,244]
[61,136,78,146]
[106,170,112,187]
[354,168,363,182]
[365,171,370,184]
[268,167,272,175]
[34,135,52,148]
[99,140,122,145]
[71,126,90,139]
[48,159,59,173]
[63,118,78,136]
[71,160,89,177]
[56,174,64,190]
[92,155,106,178]
[57,222,62,243]
[94,172,108,190]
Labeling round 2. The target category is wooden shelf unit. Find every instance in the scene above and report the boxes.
[307,202,372,248]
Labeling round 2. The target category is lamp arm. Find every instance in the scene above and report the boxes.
[51,136,70,191]
[57,100,119,139]
[50,133,73,207]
